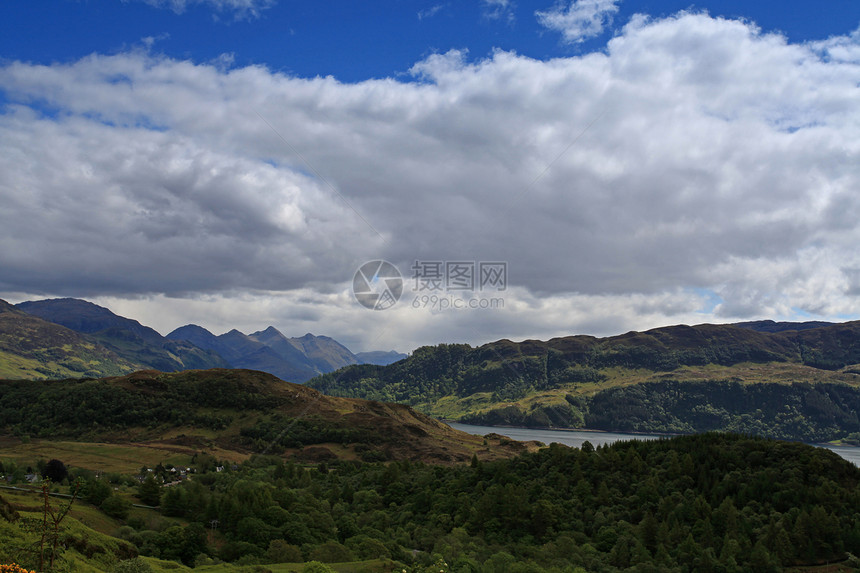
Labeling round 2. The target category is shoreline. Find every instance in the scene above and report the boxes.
[441,419,860,449]
[441,419,683,438]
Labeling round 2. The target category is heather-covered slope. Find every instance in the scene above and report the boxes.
[0,299,137,379]
[0,368,535,464]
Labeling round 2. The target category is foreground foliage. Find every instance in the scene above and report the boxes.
[46,433,860,573]
[0,564,37,573]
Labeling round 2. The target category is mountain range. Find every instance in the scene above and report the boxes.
[164,323,373,383]
[1,298,406,382]
[16,298,230,373]
[6,295,860,442]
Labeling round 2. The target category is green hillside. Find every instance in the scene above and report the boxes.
[307,322,860,441]
[0,488,139,572]
[0,300,137,380]
[3,433,858,572]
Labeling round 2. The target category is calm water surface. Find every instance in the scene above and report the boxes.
[449,422,860,466]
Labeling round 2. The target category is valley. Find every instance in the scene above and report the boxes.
[3,302,860,572]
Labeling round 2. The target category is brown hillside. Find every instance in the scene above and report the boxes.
[0,368,539,465]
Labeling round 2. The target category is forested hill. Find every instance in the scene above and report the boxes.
[0,368,535,464]
[30,432,857,572]
[306,321,860,441]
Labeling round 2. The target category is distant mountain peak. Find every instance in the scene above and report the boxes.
[251,326,286,340]
[17,298,153,339]
[19,297,114,315]
[170,323,214,335]
[166,324,217,345]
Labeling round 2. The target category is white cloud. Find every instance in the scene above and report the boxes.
[536,0,621,43]
[482,0,515,23]
[209,52,236,71]
[141,34,171,50]
[2,13,860,349]
[130,0,275,18]
[418,4,445,20]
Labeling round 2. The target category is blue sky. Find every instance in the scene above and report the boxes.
[1,1,859,352]
[2,1,857,81]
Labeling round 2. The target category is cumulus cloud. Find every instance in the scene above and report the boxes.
[536,0,621,43]
[0,103,369,296]
[2,13,860,348]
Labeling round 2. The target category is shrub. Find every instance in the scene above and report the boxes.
[110,557,152,573]
[0,565,36,573]
[265,540,302,563]
[308,540,353,563]
[101,496,132,520]
[83,479,113,506]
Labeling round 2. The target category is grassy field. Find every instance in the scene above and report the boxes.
[0,486,163,536]
[0,440,196,475]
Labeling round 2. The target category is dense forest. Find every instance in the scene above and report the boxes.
[0,372,275,437]
[5,433,858,572]
[462,380,860,442]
